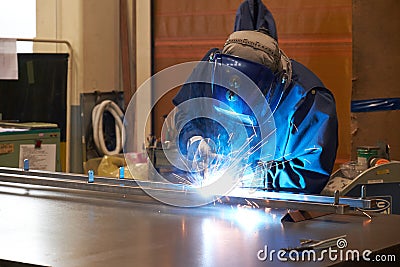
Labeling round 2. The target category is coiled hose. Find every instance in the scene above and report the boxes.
[92,100,125,156]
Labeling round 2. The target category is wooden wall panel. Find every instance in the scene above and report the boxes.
[352,0,400,160]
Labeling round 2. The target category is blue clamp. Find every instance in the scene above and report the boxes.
[23,159,29,171]
[119,166,125,179]
[88,170,94,183]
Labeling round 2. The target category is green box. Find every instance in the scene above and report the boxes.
[0,126,61,171]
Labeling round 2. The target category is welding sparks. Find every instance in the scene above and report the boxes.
[180,129,276,194]
[171,114,323,199]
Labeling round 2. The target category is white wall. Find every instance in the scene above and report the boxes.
[35,0,152,171]
[0,0,36,52]
[36,0,151,101]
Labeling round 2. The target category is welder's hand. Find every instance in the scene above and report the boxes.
[187,136,215,163]
[187,136,215,171]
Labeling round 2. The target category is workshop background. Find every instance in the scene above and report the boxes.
[1,0,399,173]
[2,2,400,266]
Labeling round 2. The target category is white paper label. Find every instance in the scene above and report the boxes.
[19,144,56,171]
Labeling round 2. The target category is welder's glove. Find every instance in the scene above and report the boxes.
[186,136,215,163]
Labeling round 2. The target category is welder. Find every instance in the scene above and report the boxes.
[172,27,338,194]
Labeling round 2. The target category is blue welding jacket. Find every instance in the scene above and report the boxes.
[268,60,338,193]
[173,49,338,194]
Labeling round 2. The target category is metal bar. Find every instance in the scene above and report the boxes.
[220,196,349,214]
[0,172,215,207]
[228,187,376,209]
[0,167,177,190]
[0,167,375,213]
[0,172,350,214]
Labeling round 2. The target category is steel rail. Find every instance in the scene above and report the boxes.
[0,167,376,213]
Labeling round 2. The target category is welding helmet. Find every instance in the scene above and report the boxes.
[209,30,292,121]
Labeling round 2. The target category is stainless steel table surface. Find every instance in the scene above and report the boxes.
[0,182,399,267]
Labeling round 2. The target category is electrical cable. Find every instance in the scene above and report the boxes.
[356,198,391,214]
[91,100,125,156]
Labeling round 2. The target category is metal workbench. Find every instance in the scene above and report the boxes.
[0,168,399,266]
